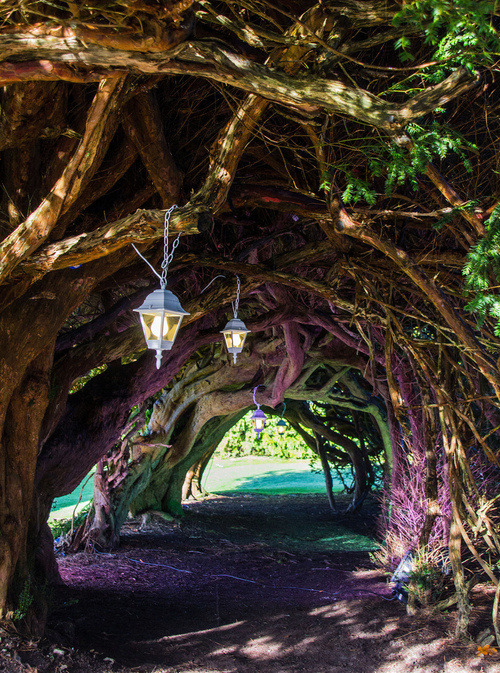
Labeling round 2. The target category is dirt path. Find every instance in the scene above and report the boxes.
[14,493,500,672]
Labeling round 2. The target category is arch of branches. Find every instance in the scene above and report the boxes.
[0,0,500,640]
[58,334,390,551]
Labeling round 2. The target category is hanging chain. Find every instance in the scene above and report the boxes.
[232,275,241,319]
[160,205,180,289]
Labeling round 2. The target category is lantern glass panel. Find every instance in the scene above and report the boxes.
[224,330,246,350]
[141,313,158,340]
[277,423,286,435]
[142,313,181,343]
[254,417,265,430]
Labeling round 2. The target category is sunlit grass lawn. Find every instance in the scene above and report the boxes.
[50,471,95,520]
[50,457,339,517]
[203,456,336,494]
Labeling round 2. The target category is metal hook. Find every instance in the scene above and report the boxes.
[253,384,265,406]
[200,274,226,294]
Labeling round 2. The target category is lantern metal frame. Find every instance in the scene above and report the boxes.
[134,288,189,368]
[132,205,190,369]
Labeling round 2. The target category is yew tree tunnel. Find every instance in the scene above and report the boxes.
[1,0,500,640]
[41,355,389,552]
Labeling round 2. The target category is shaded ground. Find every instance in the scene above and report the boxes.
[6,493,500,672]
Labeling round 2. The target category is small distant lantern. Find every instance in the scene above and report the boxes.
[276,419,287,436]
[221,276,250,364]
[134,289,189,369]
[132,205,189,369]
[251,385,266,437]
[276,402,288,436]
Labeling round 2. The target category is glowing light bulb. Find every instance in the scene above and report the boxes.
[150,315,163,339]
[231,332,243,347]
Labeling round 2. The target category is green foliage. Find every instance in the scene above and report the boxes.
[216,411,312,460]
[393,0,500,75]
[394,35,414,62]
[13,577,34,622]
[321,167,378,206]
[48,502,92,538]
[463,206,500,335]
[408,563,446,605]
[341,174,378,206]
[69,364,108,394]
[385,123,475,193]
[408,547,449,606]
[324,122,475,207]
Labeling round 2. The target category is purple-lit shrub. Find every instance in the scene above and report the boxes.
[375,432,451,572]
[376,433,500,583]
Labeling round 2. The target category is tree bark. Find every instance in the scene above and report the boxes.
[0,76,131,283]
[122,91,183,207]
[0,35,478,132]
[315,432,337,512]
[0,349,52,624]
[182,447,214,501]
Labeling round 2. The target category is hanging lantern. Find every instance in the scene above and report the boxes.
[276,418,287,436]
[221,276,250,364]
[134,289,189,369]
[132,205,189,369]
[221,317,250,364]
[276,402,288,436]
[251,407,266,436]
[251,385,266,437]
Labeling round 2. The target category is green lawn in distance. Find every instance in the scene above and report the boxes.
[49,458,375,551]
[50,471,95,520]
[202,456,337,494]
[50,457,349,515]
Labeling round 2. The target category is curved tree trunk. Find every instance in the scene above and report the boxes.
[130,393,252,517]
[0,349,52,629]
[182,447,215,501]
[86,459,120,551]
[315,432,337,512]
[158,411,247,516]
[287,401,369,510]
[82,360,259,547]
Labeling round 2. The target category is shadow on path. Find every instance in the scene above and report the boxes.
[51,493,497,672]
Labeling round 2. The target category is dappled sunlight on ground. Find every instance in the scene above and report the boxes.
[118,598,494,672]
[51,494,500,673]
